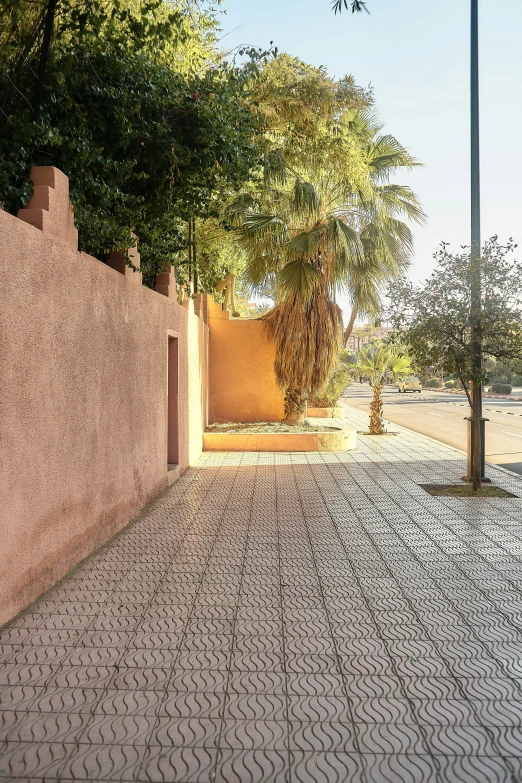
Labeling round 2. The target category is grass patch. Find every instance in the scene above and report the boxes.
[206,421,338,434]
[421,484,517,498]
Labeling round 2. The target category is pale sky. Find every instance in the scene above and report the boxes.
[219,0,522,322]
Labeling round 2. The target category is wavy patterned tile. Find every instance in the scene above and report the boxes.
[0,711,85,744]
[220,719,288,750]
[0,663,54,687]
[361,752,439,783]
[119,648,178,669]
[66,646,123,667]
[111,667,172,691]
[435,753,517,783]
[159,691,224,719]
[93,688,162,717]
[79,714,156,745]
[421,724,497,756]
[176,650,231,671]
[215,749,288,783]
[224,694,286,722]
[151,716,220,749]
[60,742,142,781]
[142,745,218,782]
[181,634,232,653]
[1,685,101,714]
[227,671,287,696]
[229,650,284,673]
[289,721,356,753]
[0,741,74,779]
[356,723,427,755]
[290,750,362,783]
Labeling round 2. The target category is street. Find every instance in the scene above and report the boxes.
[344,383,522,476]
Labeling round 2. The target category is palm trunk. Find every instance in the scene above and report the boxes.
[369,383,384,434]
[344,305,358,345]
[283,386,306,424]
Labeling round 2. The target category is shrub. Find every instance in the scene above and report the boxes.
[444,380,456,389]
[491,383,512,394]
[308,362,352,407]
[427,378,440,388]
[512,375,522,387]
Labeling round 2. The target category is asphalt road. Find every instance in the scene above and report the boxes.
[343,383,522,476]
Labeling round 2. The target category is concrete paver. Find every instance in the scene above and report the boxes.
[2,404,522,781]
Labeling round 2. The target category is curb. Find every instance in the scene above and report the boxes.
[431,389,522,402]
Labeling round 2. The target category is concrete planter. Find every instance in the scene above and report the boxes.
[203,427,356,452]
[307,406,344,418]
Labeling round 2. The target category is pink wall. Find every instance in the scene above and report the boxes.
[0,168,208,626]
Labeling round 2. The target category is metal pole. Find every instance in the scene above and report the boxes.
[469,0,484,489]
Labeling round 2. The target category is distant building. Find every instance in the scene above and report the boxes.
[346,324,397,352]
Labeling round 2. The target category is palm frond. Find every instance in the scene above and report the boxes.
[242,213,287,238]
[333,217,363,257]
[278,260,321,301]
[291,179,320,219]
[376,184,427,225]
[263,151,287,186]
[262,292,343,394]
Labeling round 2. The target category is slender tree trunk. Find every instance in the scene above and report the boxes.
[283,386,306,424]
[369,384,384,435]
[344,305,358,345]
[33,0,59,122]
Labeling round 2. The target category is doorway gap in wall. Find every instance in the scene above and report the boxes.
[168,335,179,469]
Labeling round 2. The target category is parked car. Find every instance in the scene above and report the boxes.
[398,376,422,393]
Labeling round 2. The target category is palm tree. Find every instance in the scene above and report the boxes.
[231,110,424,423]
[356,345,411,434]
[342,110,426,343]
[232,170,364,422]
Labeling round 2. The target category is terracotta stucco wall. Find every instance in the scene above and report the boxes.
[0,177,207,625]
[208,316,284,423]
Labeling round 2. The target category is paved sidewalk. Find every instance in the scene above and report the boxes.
[2,405,522,782]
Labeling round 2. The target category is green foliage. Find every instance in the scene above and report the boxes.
[333,0,369,12]
[427,378,440,388]
[355,344,411,434]
[387,238,522,405]
[233,98,424,325]
[0,0,267,281]
[356,345,412,387]
[308,361,353,407]
[444,380,457,389]
[491,383,512,394]
[251,53,373,163]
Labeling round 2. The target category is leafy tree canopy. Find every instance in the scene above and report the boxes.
[0,0,268,281]
[387,237,522,405]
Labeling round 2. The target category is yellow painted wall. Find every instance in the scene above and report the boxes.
[209,318,284,423]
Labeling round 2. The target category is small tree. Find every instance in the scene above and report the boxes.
[387,238,522,411]
[356,345,411,434]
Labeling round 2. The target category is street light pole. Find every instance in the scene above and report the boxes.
[469,0,484,489]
